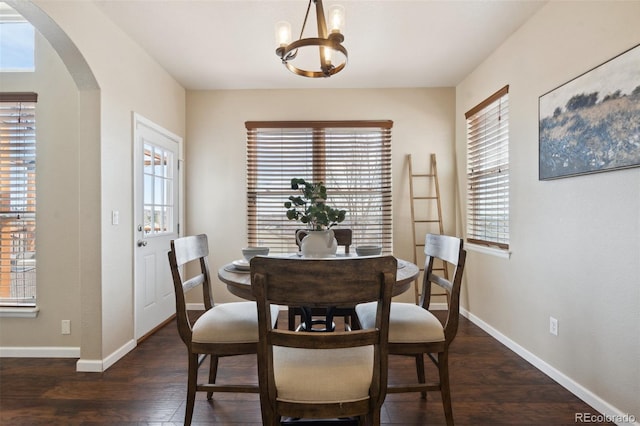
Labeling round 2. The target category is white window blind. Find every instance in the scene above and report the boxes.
[0,92,37,306]
[465,85,509,249]
[246,120,393,254]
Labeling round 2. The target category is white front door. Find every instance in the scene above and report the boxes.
[133,114,182,340]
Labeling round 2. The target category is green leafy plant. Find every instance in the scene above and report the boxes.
[284,178,346,231]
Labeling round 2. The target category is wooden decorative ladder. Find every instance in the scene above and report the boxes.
[407,153,449,304]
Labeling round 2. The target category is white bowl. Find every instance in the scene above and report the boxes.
[356,245,382,256]
[242,246,269,261]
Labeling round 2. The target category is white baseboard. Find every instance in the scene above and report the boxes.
[75,358,103,372]
[186,302,205,310]
[429,302,448,311]
[76,338,136,372]
[2,339,139,373]
[102,339,136,371]
[460,308,639,426]
[0,346,80,358]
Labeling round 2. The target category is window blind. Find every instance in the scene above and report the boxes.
[246,120,393,254]
[0,92,37,306]
[465,86,509,249]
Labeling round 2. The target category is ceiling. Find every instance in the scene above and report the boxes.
[92,0,546,91]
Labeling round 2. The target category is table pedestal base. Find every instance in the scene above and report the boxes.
[297,306,337,332]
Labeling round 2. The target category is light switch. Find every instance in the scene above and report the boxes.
[112,210,119,225]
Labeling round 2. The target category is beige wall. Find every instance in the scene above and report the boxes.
[0,0,186,368]
[185,88,455,303]
[36,0,186,364]
[455,1,640,420]
[0,30,82,349]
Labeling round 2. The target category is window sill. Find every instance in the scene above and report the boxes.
[466,242,511,259]
[0,306,39,318]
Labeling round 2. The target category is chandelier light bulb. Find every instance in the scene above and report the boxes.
[328,4,345,33]
[275,21,291,47]
[324,47,332,64]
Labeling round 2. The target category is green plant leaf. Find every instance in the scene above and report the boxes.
[284,177,347,230]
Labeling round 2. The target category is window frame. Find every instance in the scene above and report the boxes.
[246,120,393,254]
[0,92,38,308]
[465,85,510,250]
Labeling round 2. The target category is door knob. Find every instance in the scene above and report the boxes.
[137,240,147,247]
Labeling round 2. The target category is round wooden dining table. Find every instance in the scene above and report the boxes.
[217,254,420,301]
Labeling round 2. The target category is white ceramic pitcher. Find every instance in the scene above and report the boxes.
[296,229,338,258]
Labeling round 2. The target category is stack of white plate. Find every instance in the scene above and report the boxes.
[232,259,250,271]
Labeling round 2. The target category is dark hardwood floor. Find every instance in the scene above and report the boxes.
[0,311,612,425]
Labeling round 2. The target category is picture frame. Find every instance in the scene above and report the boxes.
[538,43,640,180]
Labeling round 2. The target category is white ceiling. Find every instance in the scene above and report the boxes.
[93,0,546,90]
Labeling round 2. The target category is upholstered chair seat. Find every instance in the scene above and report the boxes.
[356,302,445,343]
[192,301,278,344]
[273,346,374,403]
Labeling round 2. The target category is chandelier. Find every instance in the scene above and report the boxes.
[275,0,347,78]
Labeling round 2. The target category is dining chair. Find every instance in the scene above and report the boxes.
[355,234,466,426]
[289,228,355,331]
[250,255,396,425]
[167,234,279,426]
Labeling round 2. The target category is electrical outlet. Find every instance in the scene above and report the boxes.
[61,320,71,335]
[549,316,558,336]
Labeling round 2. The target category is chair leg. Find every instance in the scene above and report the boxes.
[371,408,382,425]
[207,354,219,400]
[288,307,297,331]
[350,311,360,330]
[438,351,454,426]
[415,353,427,399]
[350,311,361,330]
[185,352,199,426]
[299,306,336,332]
[261,407,279,426]
[325,306,336,331]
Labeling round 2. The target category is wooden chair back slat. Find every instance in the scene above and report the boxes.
[182,274,205,293]
[424,233,462,265]
[171,233,209,266]
[427,273,453,294]
[269,329,380,349]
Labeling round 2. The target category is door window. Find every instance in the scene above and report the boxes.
[143,144,175,235]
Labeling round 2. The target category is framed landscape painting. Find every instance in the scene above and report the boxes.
[539,43,640,180]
